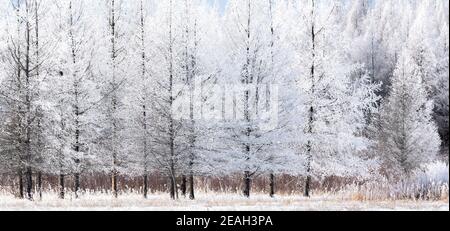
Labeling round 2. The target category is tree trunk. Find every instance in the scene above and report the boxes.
[180,175,187,197]
[269,173,275,198]
[25,167,33,200]
[34,3,42,199]
[139,0,149,201]
[74,172,80,198]
[18,169,24,199]
[242,1,252,200]
[59,174,65,199]
[304,175,311,197]
[243,171,251,198]
[112,170,118,198]
[143,174,148,199]
[37,171,42,200]
[169,177,174,199]
[169,175,177,200]
[304,0,315,199]
[168,0,177,201]
[189,173,195,200]
[69,0,81,200]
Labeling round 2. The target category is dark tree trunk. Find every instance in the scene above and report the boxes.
[304,0,315,199]
[37,171,42,200]
[25,167,33,200]
[139,0,149,201]
[269,173,275,198]
[189,174,195,200]
[242,1,252,200]
[304,175,311,197]
[180,175,187,197]
[74,172,80,198]
[112,171,118,198]
[243,171,251,198]
[18,169,24,199]
[167,0,177,201]
[59,174,65,199]
[70,0,81,200]
[169,176,176,200]
[34,0,42,202]
[143,174,148,199]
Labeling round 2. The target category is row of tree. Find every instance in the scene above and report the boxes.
[0,0,448,200]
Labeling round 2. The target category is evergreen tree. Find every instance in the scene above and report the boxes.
[378,47,440,176]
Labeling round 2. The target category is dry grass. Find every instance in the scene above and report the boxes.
[351,192,365,201]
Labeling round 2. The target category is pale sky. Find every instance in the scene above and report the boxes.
[207,0,228,13]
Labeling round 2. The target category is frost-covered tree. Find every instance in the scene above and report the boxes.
[178,0,200,200]
[359,0,413,95]
[42,0,100,199]
[344,0,368,38]
[409,0,449,158]
[220,0,290,198]
[0,0,52,200]
[292,0,379,197]
[378,47,441,177]
[145,0,188,200]
[434,23,449,157]
[124,0,153,199]
[174,0,225,200]
[94,0,133,198]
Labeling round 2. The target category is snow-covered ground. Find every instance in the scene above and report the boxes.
[0,192,448,211]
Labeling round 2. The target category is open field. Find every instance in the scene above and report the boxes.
[0,192,448,211]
